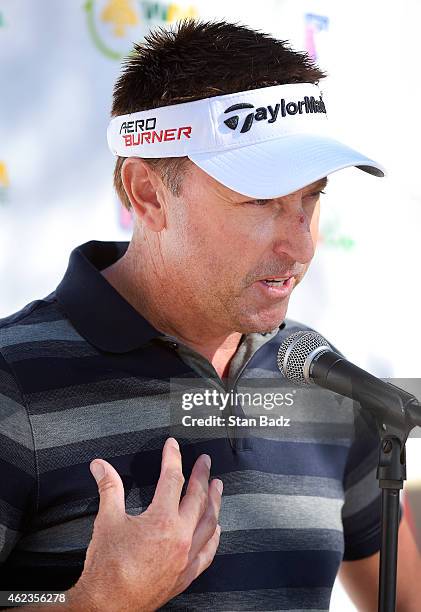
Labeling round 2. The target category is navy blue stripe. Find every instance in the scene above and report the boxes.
[0,561,83,592]
[185,549,341,593]
[1,549,341,593]
[2,340,99,363]
[14,348,196,394]
[0,457,36,512]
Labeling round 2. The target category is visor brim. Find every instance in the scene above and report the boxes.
[188,134,385,199]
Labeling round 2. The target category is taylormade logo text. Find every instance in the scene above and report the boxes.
[223,95,326,134]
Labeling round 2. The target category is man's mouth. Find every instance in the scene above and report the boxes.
[252,275,296,298]
[261,277,290,287]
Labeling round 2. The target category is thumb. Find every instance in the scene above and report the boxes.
[90,459,126,521]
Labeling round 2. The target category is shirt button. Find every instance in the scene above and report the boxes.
[171,342,178,349]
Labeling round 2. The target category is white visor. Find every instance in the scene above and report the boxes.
[107,83,385,198]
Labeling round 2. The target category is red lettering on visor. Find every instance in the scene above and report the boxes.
[122,126,192,147]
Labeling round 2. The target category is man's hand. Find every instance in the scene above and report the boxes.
[67,437,223,612]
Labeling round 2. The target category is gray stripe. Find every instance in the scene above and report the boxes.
[220,494,343,532]
[0,393,34,449]
[0,523,21,562]
[18,493,343,552]
[219,471,344,500]
[218,528,344,555]
[164,587,331,610]
[17,514,95,553]
[0,320,83,348]
[28,377,170,414]
[36,427,172,473]
[342,467,380,518]
[31,396,172,449]
[241,368,280,379]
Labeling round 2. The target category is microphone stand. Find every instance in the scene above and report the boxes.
[316,367,415,611]
[360,384,419,612]
[376,433,406,612]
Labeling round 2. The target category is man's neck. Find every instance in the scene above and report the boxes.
[193,334,242,379]
[101,248,242,379]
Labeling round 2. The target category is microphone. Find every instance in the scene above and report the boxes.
[276,330,421,434]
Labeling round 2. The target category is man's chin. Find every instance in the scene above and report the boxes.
[235,303,289,335]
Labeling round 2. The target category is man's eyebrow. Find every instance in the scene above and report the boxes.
[308,177,328,191]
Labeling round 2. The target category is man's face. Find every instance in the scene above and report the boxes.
[155,163,325,334]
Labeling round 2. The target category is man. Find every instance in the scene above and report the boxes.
[0,18,420,612]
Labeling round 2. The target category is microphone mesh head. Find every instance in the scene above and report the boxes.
[277,330,331,383]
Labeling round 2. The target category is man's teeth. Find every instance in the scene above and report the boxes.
[263,279,287,286]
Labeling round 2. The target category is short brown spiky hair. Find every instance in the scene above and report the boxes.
[112,19,326,210]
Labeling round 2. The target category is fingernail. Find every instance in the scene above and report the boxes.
[167,438,179,450]
[215,479,224,494]
[90,461,105,483]
[217,524,222,535]
[202,454,211,469]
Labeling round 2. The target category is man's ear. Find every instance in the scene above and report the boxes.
[121,158,166,231]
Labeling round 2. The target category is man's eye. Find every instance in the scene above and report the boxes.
[244,199,269,206]
[245,190,326,206]
[305,190,326,199]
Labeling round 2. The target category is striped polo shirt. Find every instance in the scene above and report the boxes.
[0,241,384,611]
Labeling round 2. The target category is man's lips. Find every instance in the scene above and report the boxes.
[256,272,298,282]
[252,276,296,298]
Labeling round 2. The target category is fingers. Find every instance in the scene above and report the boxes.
[187,478,223,561]
[181,524,221,589]
[179,454,211,527]
[151,438,185,511]
[90,459,126,522]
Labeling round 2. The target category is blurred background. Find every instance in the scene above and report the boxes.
[1,1,420,609]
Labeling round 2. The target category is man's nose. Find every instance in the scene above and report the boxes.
[272,202,316,264]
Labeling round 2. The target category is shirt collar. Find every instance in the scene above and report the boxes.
[56,240,161,353]
[56,240,285,355]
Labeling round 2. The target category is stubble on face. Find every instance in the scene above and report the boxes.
[156,164,323,336]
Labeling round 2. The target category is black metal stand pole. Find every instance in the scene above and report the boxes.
[377,436,406,612]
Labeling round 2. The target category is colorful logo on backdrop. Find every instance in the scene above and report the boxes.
[0,161,10,205]
[319,219,355,251]
[305,13,329,61]
[85,0,197,60]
